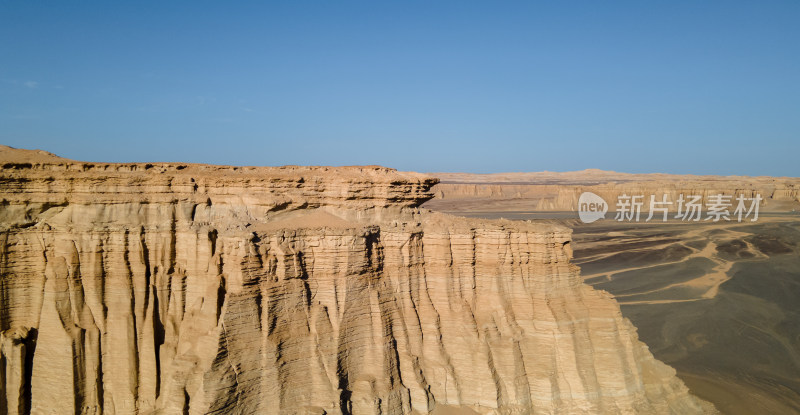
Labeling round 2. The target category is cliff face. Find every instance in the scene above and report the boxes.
[0,148,714,414]
[426,171,800,213]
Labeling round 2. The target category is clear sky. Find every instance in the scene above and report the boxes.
[1,1,798,175]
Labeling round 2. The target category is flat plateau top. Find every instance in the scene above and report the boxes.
[0,145,435,183]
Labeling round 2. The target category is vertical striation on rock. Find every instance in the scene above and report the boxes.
[0,146,715,414]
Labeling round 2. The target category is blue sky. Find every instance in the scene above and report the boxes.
[1,1,798,175]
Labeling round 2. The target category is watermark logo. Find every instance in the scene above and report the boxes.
[578,192,608,223]
[578,193,762,223]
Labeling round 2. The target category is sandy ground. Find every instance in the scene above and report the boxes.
[573,216,800,415]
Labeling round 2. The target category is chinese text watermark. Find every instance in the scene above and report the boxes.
[578,192,762,224]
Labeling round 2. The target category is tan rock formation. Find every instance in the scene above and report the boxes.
[0,146,714,414]
[426,171,800,213]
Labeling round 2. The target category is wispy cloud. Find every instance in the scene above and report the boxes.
[24,81,39,89]
[241,107,255,113]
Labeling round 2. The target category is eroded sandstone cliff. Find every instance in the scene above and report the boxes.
[0,147,714,414]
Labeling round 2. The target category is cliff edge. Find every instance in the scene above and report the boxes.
[0,146,715,414]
